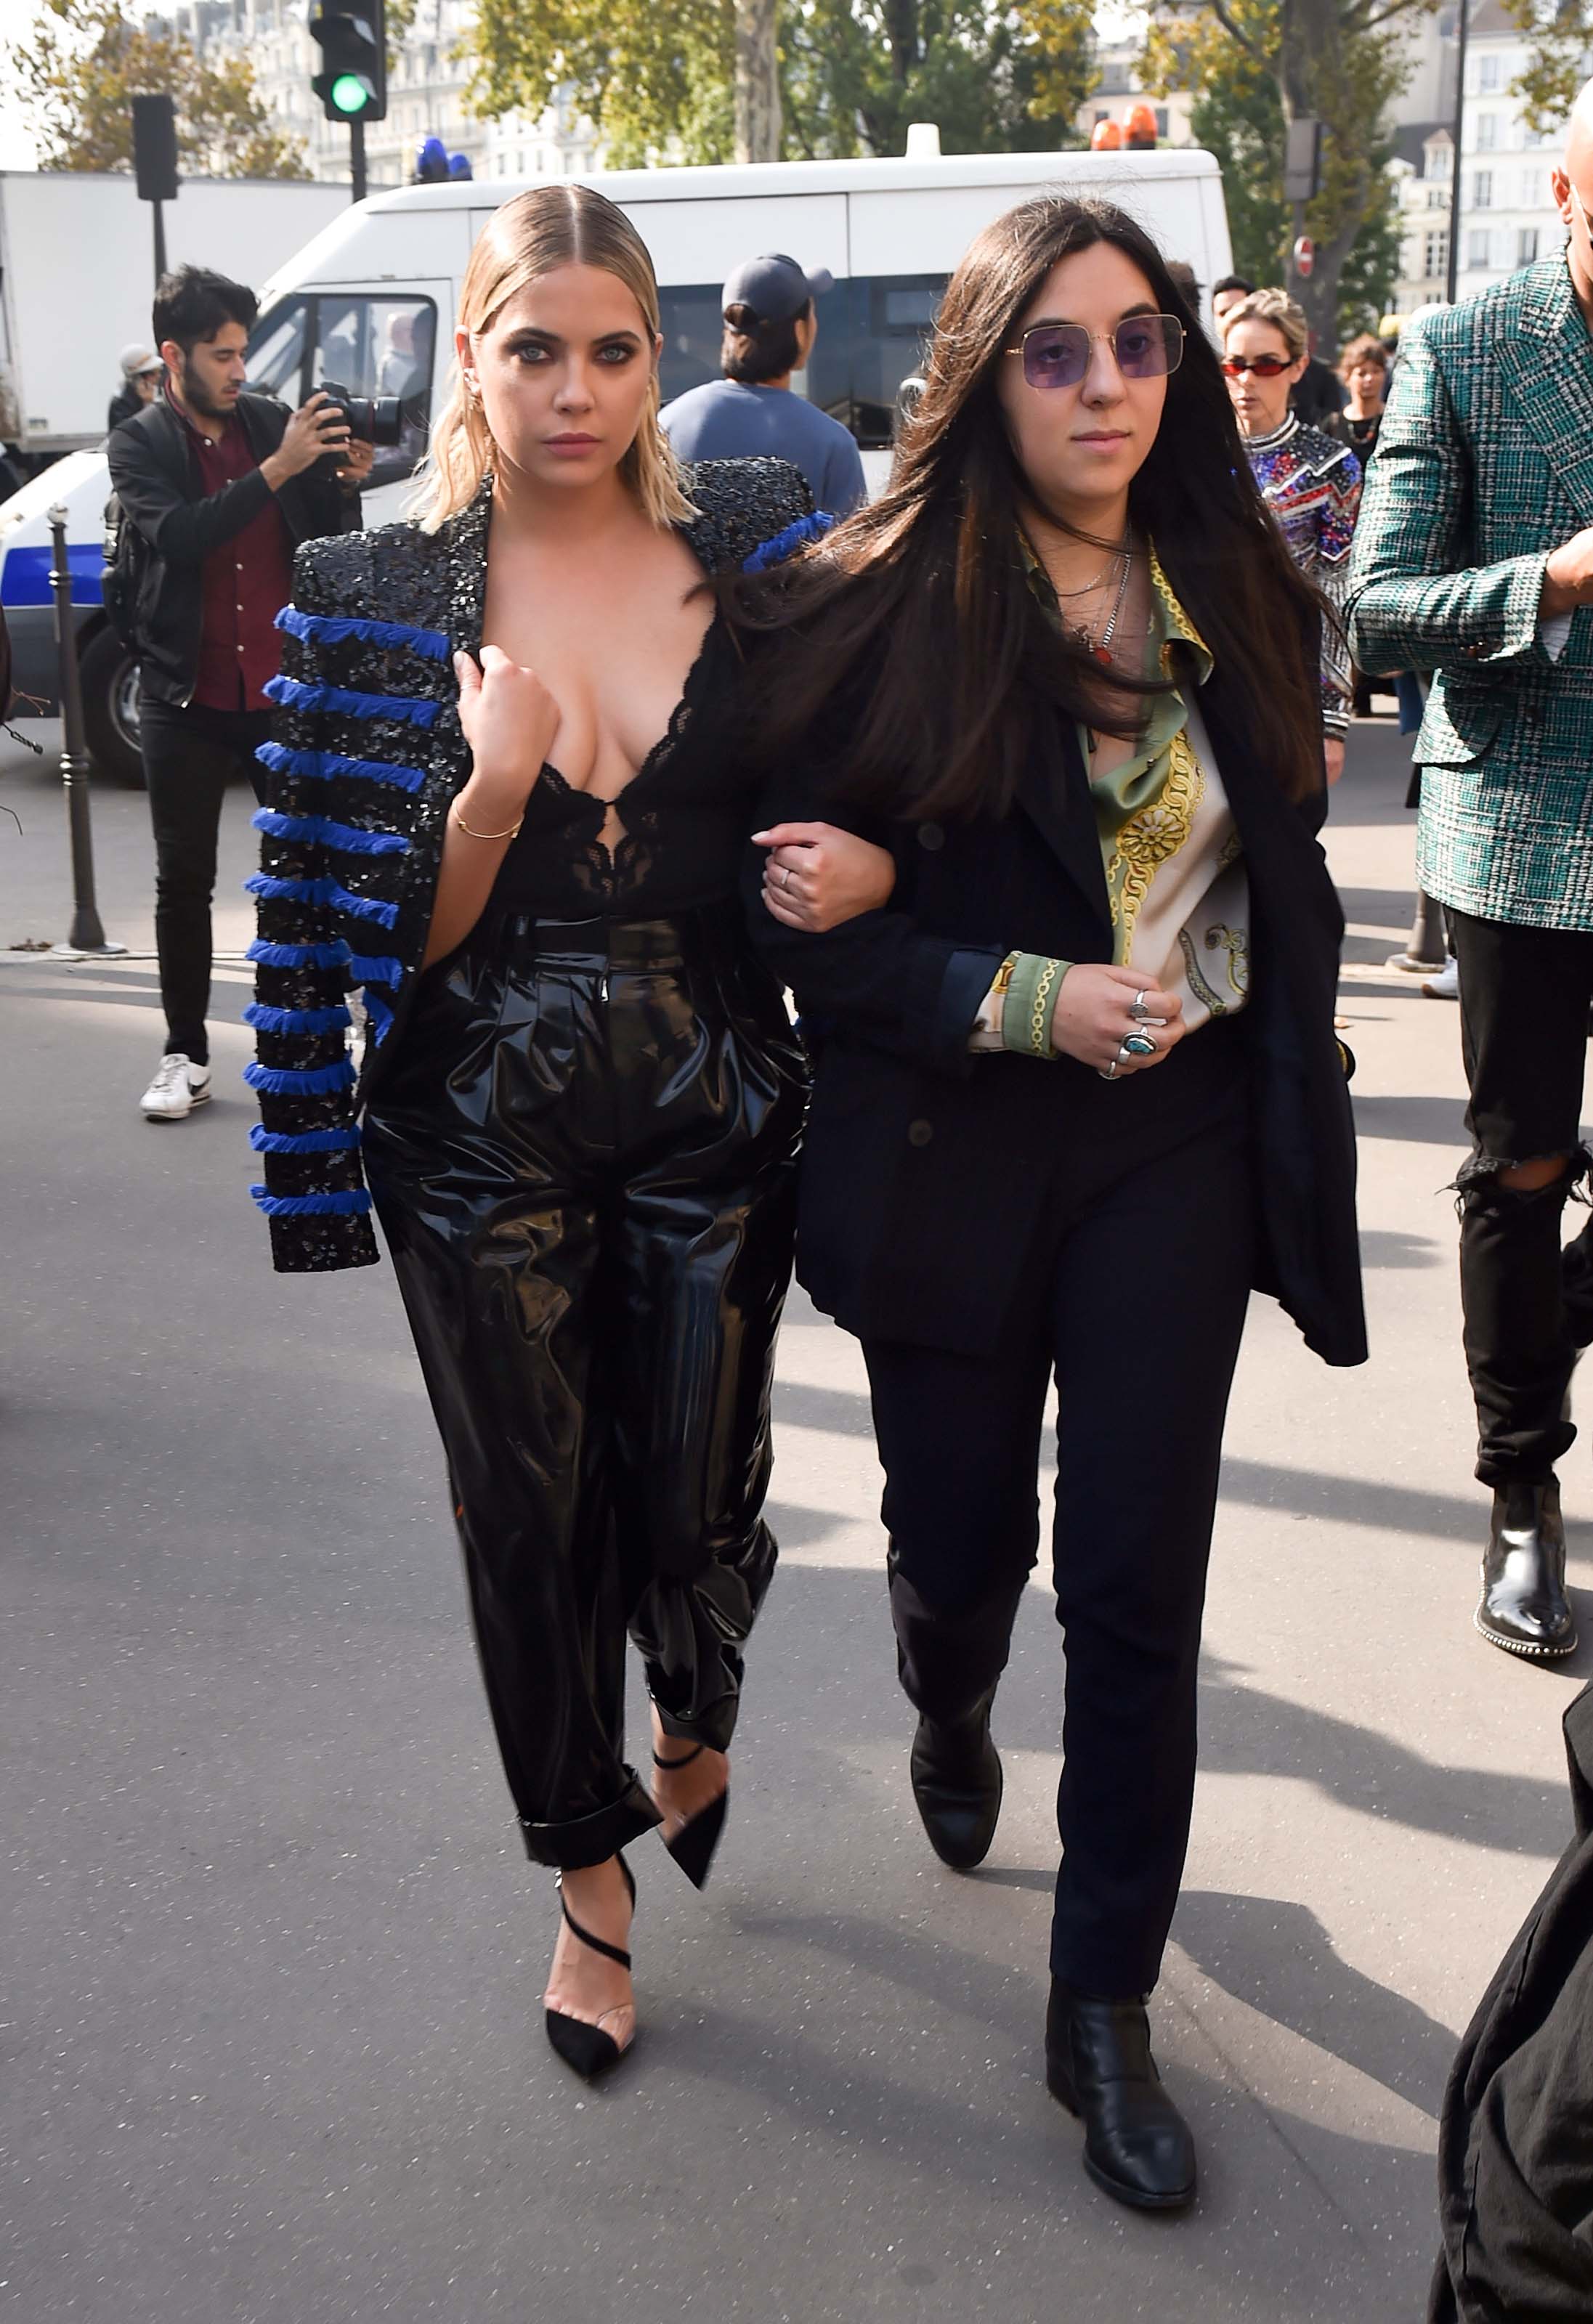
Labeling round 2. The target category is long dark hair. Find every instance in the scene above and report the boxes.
[728,195,1326,816]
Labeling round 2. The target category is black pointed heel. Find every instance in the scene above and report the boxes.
[544,1854,636,2080]
[652,1744,729,1890]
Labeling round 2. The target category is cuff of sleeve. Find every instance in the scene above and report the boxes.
[1488,551,1555,665]
[1000,953,1072,1057]
[935,946,1007,1071]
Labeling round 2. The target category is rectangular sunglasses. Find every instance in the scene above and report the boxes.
[1005,313,1185,391]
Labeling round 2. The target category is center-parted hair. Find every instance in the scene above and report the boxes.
[729,195,1326,815]
[415,182,694,532]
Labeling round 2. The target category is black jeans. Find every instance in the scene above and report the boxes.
[363,910,806,1869]
[859,1025,1256,2000]
[139,697,271,1065]
[1450,909,1593,1487]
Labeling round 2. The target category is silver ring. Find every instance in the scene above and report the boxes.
[1122,1031,1157,1058]
[1127,991,1152,1021]
[781,864,793,890]
[1099,1057,1122,1081]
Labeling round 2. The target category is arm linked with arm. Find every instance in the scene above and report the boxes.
[1345,325,1549,676]
[744,773,1000,1076]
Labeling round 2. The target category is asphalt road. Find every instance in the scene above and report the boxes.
[4,718,1589,2324]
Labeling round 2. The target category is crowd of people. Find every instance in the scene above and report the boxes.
[84,92,1593,2309]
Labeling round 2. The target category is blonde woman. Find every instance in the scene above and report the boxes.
[245,184,894,2076]
[1220,287,1362,781]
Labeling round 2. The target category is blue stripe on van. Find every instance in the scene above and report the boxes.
[1,542,103,609]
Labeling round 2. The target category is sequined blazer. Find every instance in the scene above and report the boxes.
[247,457,818,1275]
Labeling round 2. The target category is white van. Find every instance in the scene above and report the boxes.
[0,147,1231,781]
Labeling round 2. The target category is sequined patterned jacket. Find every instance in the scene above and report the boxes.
[247,457,816,1275]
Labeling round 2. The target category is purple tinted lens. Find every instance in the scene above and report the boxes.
[1116,316,1182,377]
[1022,327,1090,389]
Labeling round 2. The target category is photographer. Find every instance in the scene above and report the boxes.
[108,265,370,1123]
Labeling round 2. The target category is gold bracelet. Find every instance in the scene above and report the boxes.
[451,803,524,841]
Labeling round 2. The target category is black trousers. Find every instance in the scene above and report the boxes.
[362,910,806,1870]
[139,696,271,1065]
[859,1023,1256,2000]
[1449,909,1593,1487]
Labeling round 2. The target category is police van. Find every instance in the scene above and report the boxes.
[0,145,1232,783]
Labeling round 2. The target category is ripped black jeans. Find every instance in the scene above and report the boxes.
[1451,908,1593,1486]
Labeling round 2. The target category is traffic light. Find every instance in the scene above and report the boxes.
[311,0,387,124]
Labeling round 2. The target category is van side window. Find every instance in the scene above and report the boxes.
[656,275,945,452]
[246,301,309,401]
[312,295,438,489]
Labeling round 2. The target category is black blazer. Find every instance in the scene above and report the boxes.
[747,660,1367,1368]
[106,391,358,707]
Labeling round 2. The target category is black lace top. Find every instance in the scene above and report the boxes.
[483,609,747,919]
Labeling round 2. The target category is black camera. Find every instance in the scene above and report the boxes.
[316,380,405,446]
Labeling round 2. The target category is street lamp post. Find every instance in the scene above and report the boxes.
[46,507,124,959]
[1446,0,1470,304]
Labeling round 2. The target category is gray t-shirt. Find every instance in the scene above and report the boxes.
[660,378,867,516]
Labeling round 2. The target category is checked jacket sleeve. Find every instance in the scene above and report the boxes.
[246,543,445,1272]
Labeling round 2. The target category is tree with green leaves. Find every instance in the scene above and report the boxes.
[1143,0,1436,344]
[461,0,1097,170]
[1183,40,1403,338]
[4,0,309,179]
[1504,0,1593,127]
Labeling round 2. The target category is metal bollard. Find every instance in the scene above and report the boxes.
[48,505,124,957]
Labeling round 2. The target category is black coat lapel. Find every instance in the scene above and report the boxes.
[1014,706,1112,935]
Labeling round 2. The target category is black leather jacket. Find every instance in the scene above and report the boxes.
[248,458,817,1274]
[106,392,359,707]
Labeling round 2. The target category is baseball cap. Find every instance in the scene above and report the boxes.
[120,344,164,378]
[721,253,835,325]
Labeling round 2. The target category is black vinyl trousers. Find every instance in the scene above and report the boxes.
[859,1025,1256,2000]
[362,909,806,1869]
[1449,908,1593,1487]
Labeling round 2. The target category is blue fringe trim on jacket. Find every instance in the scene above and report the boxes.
[275,607,452,662]
[264,674,441,729]
[250,1185,372,1218]
[247,937,352,971]
[256,740,427,795]
[252,806,410,857]
[246,871,400,930]
[742,511,836,574]
[346,952,402,986]
[363,988,395,1044]
[250,1124,362,1154]
[243,1001,353,1036]
[244,1057,357,1097]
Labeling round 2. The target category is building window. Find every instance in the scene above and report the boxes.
[1427,185,1447,208]
[1477,111,1497,149]
[1425,229,1450,276]
[1154,106,1168,137]
[1479,54,1499,91]
[1473,170,1492,207]
[1467,228,1492,269]
[1518,226,1540,264]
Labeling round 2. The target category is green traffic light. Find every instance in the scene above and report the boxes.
[330,72,372,114]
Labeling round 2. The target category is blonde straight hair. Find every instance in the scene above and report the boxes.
[413,182,695,533]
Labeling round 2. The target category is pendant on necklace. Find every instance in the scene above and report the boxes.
[1091,643,1113,666]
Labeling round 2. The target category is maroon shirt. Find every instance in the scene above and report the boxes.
[169,392,293,711]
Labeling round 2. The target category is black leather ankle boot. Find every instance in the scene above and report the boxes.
[1477,1481,1577,1659]
[909,1694,1002,1870]
[1045,1981,1196,2211]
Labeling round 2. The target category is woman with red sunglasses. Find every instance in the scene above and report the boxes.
[1220,288,1363,783]
[729,197,1365,2211]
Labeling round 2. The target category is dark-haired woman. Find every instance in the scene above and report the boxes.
[246,184,894,2079]
[735,197,1366,2209]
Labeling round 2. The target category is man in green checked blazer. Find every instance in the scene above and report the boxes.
[1346,88,1593,1668]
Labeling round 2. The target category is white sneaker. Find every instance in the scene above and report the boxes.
[139,1052,212,1121]
[1421,958,1459,1001]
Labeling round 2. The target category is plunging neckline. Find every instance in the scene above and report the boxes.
[536,606,724,844]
